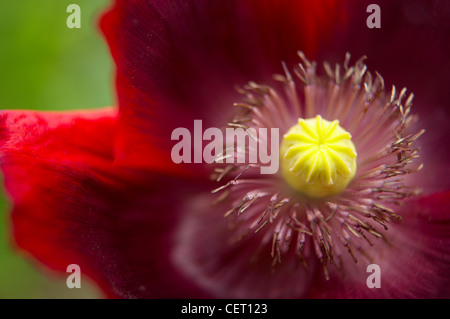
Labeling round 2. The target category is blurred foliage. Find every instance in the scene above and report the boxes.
[0,0,114,298]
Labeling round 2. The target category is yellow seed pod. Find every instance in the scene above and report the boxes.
[280,115,357,198]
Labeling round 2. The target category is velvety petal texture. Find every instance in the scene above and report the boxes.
[311,192,450,298]
[100,0,347,173]
[0,109,207,298]
[0,109,119,296]
[318,0,450,192]
[173,192,319,298]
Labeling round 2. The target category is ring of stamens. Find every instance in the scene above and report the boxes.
[211,52,424,279]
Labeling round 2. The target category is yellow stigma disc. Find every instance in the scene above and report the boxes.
[280,115,357,198]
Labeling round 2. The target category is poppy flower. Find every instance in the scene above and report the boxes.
[1,0,450,298]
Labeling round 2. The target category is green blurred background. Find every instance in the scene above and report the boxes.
[0,0,113,298]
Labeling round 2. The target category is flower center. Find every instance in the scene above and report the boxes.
[208,52,424,280]
[280,115,357,198]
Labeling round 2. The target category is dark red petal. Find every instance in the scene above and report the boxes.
[100,0,347,172]
[172,191,317,298]
[0,109,117,296]
[0,109,208,298]
[320,0,450,192]
[310,192,450,298]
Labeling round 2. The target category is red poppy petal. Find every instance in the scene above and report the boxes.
[321,0,450,192]
[172,191,318,298]
[0,109,207,298]
[100,0,347,173]
[310,192,450,298]
[0,108,118,296]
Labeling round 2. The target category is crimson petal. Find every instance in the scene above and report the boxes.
[310,192,450,298]
[0,109,208,298]
[100,0,346,173]
[320,0,450,191]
